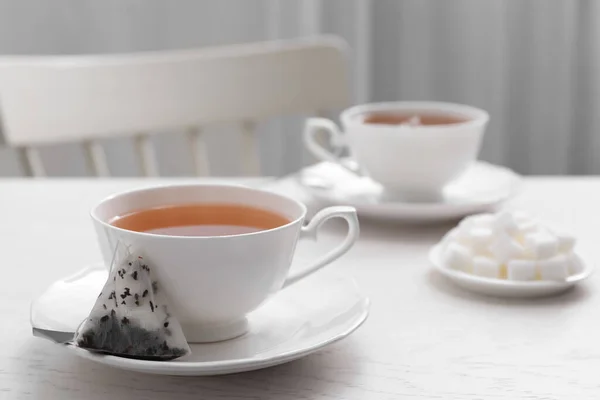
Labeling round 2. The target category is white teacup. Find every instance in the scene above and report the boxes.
[91,184,359,343]
[304,101,489,202]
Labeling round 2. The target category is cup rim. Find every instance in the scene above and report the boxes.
[90,183,307,240]
[340,101,490,130]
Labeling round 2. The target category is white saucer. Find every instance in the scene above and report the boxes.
[299,161,522,223]
[429,245,593,298]
[30,264,369,376]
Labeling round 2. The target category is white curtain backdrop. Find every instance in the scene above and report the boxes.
[0,0,597,176]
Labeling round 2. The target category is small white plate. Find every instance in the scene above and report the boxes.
[31,264,369,376]
[299,161,522,223]
[429,245,593,298]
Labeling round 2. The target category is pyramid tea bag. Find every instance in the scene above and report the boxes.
[74,245,191,360]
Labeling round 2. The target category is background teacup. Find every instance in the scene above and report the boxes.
[91,184,359,343]
[304,101,489,202]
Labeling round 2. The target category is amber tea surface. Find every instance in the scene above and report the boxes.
[109,203,290,236]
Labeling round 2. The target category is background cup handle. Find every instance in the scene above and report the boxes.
[283,206,359,288]
[303,118,348,164]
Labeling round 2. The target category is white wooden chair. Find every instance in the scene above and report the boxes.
[0,35,350,177]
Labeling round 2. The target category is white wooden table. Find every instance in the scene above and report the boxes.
[2,178,600,399]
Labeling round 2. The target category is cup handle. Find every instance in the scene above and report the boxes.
[283,206,359,288]
[303,118,348,165]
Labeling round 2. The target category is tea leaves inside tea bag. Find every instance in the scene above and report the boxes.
[74,245,191,360]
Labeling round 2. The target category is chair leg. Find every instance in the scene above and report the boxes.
[17,147,45,177]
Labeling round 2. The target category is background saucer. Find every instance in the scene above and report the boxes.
[299,160,522,223]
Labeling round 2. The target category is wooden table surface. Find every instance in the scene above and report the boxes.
[2,177,600,399]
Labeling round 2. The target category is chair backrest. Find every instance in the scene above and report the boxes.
[0,35,350,177]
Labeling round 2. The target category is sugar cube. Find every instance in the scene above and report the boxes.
[538,254,568,281]
[554,231,576,253]
[489,232,526,263]
[513,220,539,246]
[507,259,537,281]
[453,230,472,247]
[493,211,519,236]
[517,219,538,234]
[471,213,495,228]
[472,256,500,278]
[458,217,474,231]
[512,210,532,224]
[566,252,584,275]
[468,228,494,253]
[443,243,473,273]
[523,232,559,259]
